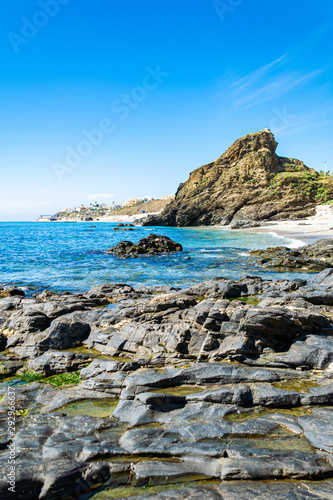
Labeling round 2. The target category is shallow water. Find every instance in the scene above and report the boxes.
[56,399,118,418]
[0,222,311,293]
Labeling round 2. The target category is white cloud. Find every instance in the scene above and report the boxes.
[231,63,326,110]
[0,193,8,199]
[88,193,115,201]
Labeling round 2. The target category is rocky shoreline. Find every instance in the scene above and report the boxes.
[1,262,333,499]
[250,237,333,272]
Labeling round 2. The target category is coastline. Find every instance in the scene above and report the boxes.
[38,212,333,248]
[38,212,161,223]
[227,206,333,246]
[235,216,333,246]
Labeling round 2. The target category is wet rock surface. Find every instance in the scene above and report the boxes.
[250,238,333,272]
[107,234,183,258]
[1,269,333,498]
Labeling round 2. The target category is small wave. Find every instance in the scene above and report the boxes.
[238,252,250,257]
[266,231,306,249]
[199,249,222,253]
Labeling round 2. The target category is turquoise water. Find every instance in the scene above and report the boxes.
[0,222,310,293]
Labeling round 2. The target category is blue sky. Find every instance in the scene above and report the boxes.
[1,0,333,220]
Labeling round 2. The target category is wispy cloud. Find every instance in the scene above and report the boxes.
[88,193,115,201]
[274,113,333,139]
[231,55,287,91]
[230,56,326,110]
[0,193,8,199]
[36,189,46,195]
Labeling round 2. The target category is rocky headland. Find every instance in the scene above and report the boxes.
[143,129,333,227]
[2,266,333,498]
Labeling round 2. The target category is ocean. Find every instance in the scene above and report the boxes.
[0,222,310,294]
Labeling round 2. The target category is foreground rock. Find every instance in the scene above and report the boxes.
[250,238,333,272]
[107,234,183,257]
[142,129,333,227]
[1,269,333,498]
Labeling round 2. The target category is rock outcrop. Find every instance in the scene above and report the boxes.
[143,129,333,227]
[250,238,333,272]
[2,271,333,498]
[107,234,183,257]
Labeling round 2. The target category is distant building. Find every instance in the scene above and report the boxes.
[37,214,58,222]
[160,195,175,200]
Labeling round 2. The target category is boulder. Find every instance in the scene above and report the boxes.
[107,234,183,257]
[27,351,92,376]
[37,311,99,350]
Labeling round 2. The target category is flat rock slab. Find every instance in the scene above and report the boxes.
[123,364,296,391]
[299,408,333,454]
[219,479,333,499]
[221,451,333,480]
[133,458,221,484]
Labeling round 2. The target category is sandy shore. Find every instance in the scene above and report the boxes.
[233,205,333,245]
[50,205,333,247]
[96,212,158,223]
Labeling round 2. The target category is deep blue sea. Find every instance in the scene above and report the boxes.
[0,222,312,294]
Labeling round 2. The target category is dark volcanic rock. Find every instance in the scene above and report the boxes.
[0,359,24,379]
[107,234,183,257]
[219,480,333,499]
[142,129,330,227]
[3,270,333,499]
[250,238,333,272]
[38,311,98,350]
[270,334,333,370]
[113,223,136,231]
[27,350,92,376]
[308,268,333,288]
[8,288,25,297]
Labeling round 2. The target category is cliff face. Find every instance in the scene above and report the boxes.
[144,129,333,227]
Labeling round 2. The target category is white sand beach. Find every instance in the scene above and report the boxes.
[234,205,333,245]
[96,212,160,223]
